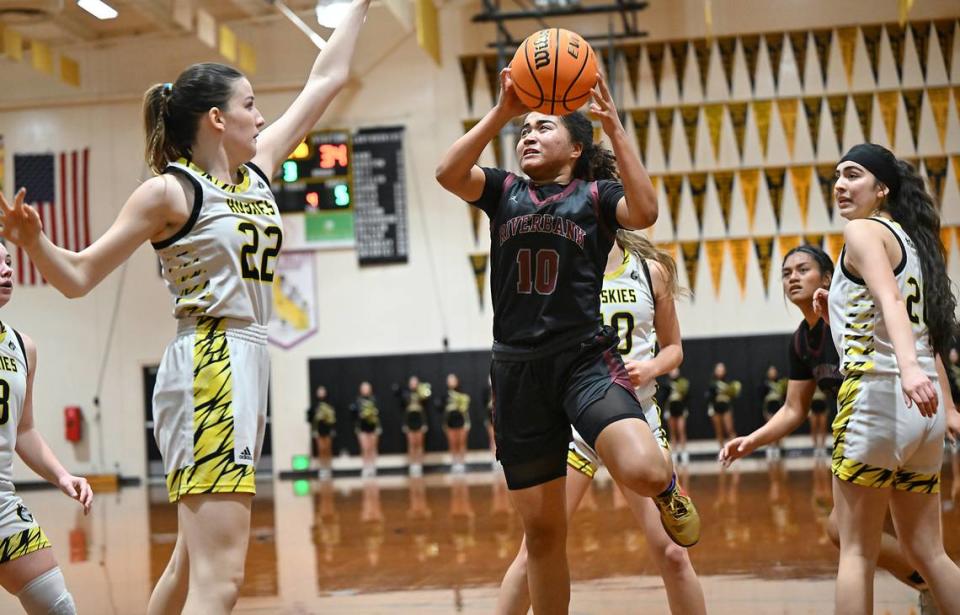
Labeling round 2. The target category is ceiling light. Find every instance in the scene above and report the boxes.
[315,0,351,29]
[77,0,118,20]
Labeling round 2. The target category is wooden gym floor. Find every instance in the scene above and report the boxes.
[1,449,958,614]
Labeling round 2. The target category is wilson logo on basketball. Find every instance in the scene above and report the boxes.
[533,30,551,69]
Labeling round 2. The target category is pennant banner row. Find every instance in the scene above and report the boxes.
[460,19,959,110]
[469,226,960,307]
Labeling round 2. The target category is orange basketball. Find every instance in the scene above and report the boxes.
[509,28,598,115]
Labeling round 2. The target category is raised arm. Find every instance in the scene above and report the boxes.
[436,68,526,202]
[0,176,182,298]
[588,74,657,230]
[844,219,939,416]
[15,334,92,514]
[252,0,371,178]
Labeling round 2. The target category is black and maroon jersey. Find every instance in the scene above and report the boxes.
[471,167,624,350]
[788,318,843,399]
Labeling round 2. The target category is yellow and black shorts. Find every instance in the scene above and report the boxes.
[153,317,269,503]
[832,372,945,493]
[0,491,51,564]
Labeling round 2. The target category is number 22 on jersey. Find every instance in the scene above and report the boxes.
[238,223,283,283]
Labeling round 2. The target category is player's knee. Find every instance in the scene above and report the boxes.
[522,519,565,557]
[17,567,76,615]
[826,509,840,549]
[655,543,691,576]
[614,456,671,496]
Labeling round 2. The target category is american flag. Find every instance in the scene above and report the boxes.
[12,150,90,285]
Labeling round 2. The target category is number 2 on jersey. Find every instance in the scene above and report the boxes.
[905,276,921,325]
[516,249,559,295]
[239,223,283,282]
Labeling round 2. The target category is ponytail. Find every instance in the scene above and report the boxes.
[615,229,688,299]
[560,111,619,181]
[142,62,244,175]
[884,156,958,356]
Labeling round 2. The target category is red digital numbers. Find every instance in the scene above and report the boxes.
[318,143,349,170]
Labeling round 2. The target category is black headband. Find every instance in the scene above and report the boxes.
[839,143,900,196]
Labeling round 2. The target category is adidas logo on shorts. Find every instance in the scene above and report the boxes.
[238,447,253,462]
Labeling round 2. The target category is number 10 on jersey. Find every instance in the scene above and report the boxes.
[516,249,559,295]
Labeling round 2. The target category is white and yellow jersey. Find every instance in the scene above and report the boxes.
[828,216,935,377]
[600,250,657,400]
[0,322,28,492]
[154,159,283,326]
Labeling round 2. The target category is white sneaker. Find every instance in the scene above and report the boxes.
[318,468,332,480]
[680,450,690,465]
[452,462,466,474]
[409,463,422,477]
[361,466,376,479]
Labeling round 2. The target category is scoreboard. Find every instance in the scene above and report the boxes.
[275,130,352,213]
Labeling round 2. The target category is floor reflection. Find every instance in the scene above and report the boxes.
[0,453,956,614]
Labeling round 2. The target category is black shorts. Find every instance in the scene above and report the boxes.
[712,401,731,415]
[404,411,426,433]
[668,401,687,418]
[446,412,466,429]
[810,399,828,414]
[357,419,380,434]
[491,326,644,490]
[314,423,334,438]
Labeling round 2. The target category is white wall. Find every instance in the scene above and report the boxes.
[1,0,958,481]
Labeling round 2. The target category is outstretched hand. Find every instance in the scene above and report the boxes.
[58,474,93,515]
[812,288,830,324]
[0,188,43,248]
[718,436,754,467]
[589,73,624,137]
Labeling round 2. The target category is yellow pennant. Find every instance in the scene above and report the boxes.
[681,106,700,163]
[753,236,775,296]
[790,166,813,228]
[1,26,23,62]
[728,238,751,298]
[765,33,785,91]
[927,87,950,150]
[693,38,712,95]
[415,0,441,64]
[59,55,80,87]
[713,171,735,232]
[877,90,899,146]
[689,173,709,234]
[923,156,948,206]
[469,253,489,309]
[910,21,931,80]
[899,0,915,27]
[852,93,874,142]
[657,241,680,264]
[31,40,53,75]
[468,205,482,244]
[953,156,960,201]
[753,100,772,158]
[705,104,725,161]
[812,29,832,87]
[681,241,702,297]
[631,110,650,163]
[717,36,737,93]
[805,234,824,249]
[647,42,666,99]
[861,25,882,83]
[837,27,857,86]
[481,55,500,107]
[901,88,923,149]
[739,169,761,231]
[940,227,953,264]
[218,25,237,62]
[705,239,726,298]
[778,98,799,157]
[663,174,684,235]
[622,44,643,98]
[459,55,479,112]
[827,94,848,153]
[741,35,761,92]
[728,102,748,160]
[955,87,960,127]
[825,233,845,264]
[815,164,837,221]
[238,42,257,74]
[656,108,675,166]
[461,118,480,135]
[669,41,690,98]
[789,31,809,87]
[802,97,823,156]
[778,235,803,265]
[933,19,955,79]
[956,227,960,259]
[886,23,906,82]
[765,167,787,229]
